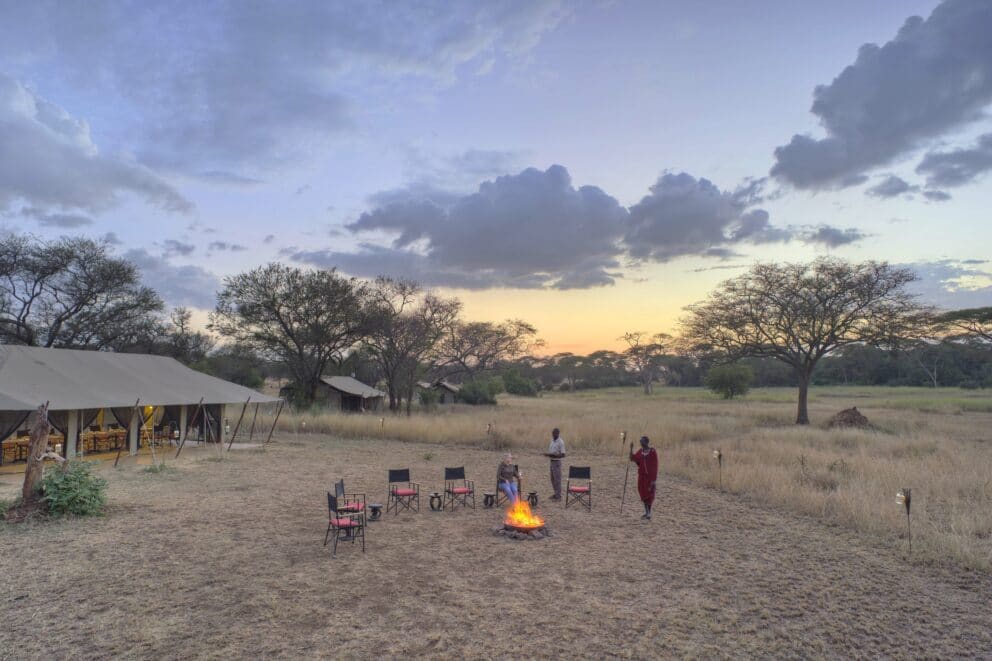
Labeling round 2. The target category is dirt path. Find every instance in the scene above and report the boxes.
[1,436,990,659]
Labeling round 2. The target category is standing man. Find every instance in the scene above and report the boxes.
[546,427,566,501]
[629,436,659,519]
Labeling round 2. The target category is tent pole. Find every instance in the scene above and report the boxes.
[226,397,251,451]
[247,403,260,442]
[114,398,140,468]
[176,398,204,459]
[264,400,285,445]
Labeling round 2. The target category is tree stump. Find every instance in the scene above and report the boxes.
[5,403,64,521]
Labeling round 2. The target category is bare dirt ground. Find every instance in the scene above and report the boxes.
[2,434,990,659]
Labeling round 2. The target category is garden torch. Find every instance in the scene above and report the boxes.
[896,488,912,553]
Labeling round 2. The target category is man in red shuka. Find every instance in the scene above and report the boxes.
[629,435,659,520]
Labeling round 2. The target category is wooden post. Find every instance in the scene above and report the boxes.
[226,398,251,451]
[247,403,259,442]
[175,398,204,459]
[264,400,285,445]
[115,399,140,468]
[65,409,78,459]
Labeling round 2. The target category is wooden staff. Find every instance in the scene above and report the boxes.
[175,398,204,459]
[114,398,141,468]
[226,397,251,451]
[620,436,632,515]
[264,400,285,445]
[247,403,260,442]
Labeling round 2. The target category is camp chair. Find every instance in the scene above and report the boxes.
[386,469,420,514]
[334,479,366,519]
[565,466,592,511]
[324,493,365,556]
[495,464,520,506]
[443,467,475,510]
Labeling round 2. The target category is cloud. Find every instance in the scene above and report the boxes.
[916,133,992,187]
[903,259,992,309]
[336,165,628,289]
[101,232,122,245]
[866,175,915,199]
[123,248,220,309]
[162,239,195,256]
[207,241,246,252]
[771,0,992,189]
[0,2,567,172]
[922,189,952,202]
[0,72,191,216]
[801,225,867,247]
[623,173,788,262]
[19,207,93,227]
[263,234,276,244]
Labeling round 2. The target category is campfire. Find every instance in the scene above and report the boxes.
[493,500,551,540]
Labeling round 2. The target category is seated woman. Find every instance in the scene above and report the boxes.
[496,453,521,504]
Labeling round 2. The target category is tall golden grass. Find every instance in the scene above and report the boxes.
[258,386,992,570]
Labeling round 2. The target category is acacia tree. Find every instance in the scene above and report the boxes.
[437,319,540,380]
[363,279,461,414]
[680,258,930,424]
[937,307,992,343]
[621,332,671,394]
[210,264,369,405]
[0,233,163,348]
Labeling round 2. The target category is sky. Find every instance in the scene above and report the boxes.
[1,0,990,354]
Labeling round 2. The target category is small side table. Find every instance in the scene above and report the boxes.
[367,503,383,521]
[527,492,539,507]
[429,492,444,511]
[483,492,496,508]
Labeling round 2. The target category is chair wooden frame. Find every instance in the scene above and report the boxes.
[565,466,592,511]
[324,492,365,556]
[386,468,420,514]
[442,467,475,510]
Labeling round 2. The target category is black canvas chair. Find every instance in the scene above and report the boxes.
[495,464,520,506]
[443,467,475,510]
[324,492,365,556]
[387,469,420,514]
[334,479,366,519]
[565,466,592,511]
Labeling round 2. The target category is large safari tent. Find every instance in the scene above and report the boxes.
[0,346,280,465]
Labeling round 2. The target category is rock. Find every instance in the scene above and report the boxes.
[531,531,544,540]
[828,407,871,429]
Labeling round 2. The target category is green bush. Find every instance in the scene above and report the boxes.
[705,363,754,399]
[418,389,440,409]
[42,460,108,516]
[502,369,539,397]
[457,377,504,405]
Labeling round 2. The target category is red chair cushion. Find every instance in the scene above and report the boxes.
[338,502,364,511]
[392,488,418,497]
[568,485,590,493]
[450,487,473,495]
[329,518,360,528]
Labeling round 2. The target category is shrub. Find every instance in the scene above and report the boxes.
[959,380,981,390]
[41,460,108,516]
[502,369,539,397]
[457,377,503,405]
[418,389,440,410]
[705,363,753,399]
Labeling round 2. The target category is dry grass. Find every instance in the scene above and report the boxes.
[266,386,992,571]
[2,436,991,658]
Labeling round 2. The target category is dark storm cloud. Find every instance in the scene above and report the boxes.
[342,165,627,289]
[310,166,865,290]
[916,133,992,188]
[123,248,220,309]
[0,1,567,173]
[0,73,191,216]
[771,0,992,189]
[801,225,867,247]
[623,173,790,262]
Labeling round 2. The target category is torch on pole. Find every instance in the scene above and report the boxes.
[619,431,631,515]
[897,488,912,554]
[713,449,722,491]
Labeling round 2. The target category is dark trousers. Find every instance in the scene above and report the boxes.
[550,460,562,498]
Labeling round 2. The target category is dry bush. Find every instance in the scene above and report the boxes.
[261,386,992,570]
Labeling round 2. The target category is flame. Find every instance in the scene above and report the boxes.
[504,500,545,529]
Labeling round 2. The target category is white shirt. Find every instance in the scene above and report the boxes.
[548,436,565,462]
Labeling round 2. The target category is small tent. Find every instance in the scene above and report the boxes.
[317,376,385,412]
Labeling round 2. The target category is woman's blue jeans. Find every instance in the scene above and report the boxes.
[499,480,518,503]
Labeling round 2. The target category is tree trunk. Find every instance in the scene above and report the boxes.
[22,404,51,506]
[796,369,811,425]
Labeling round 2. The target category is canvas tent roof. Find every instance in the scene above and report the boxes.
[0,346,280,412]
[320,376,384,399]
